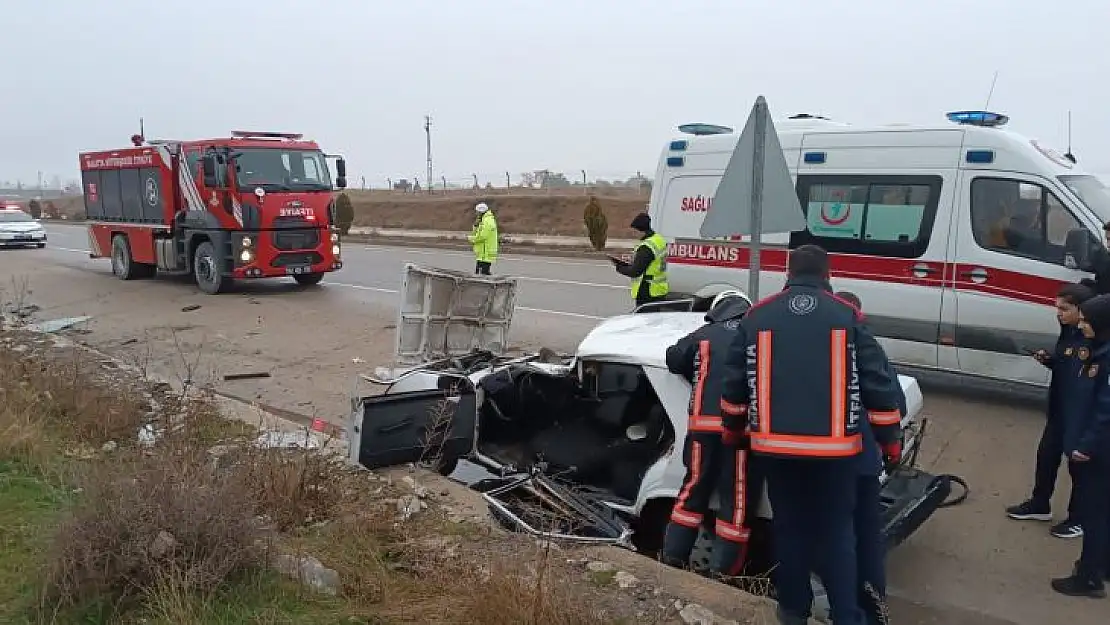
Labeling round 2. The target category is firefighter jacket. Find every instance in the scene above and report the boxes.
[664,296,752,434]
[718,275,903,459]
[1043,324,1089,422]
[468,211,499,263]
[1062,340,1110,460]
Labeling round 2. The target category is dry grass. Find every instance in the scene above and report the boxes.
[0,326,655,624]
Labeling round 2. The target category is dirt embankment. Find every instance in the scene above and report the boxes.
[33,191,650,238]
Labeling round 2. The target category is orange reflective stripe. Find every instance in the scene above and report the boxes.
[714,448,750,544]
[720,399,747,416]
[692,340,711,415]
[671,441,704,528]
[750,432,863,457]
[830,329,847,438]
[688,415,724,432]
[868,409,901,426]
[756,330,772,433]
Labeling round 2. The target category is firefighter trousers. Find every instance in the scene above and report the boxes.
[765,457,865,625]
[662,433,761,575]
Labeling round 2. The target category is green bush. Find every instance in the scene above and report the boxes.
[27,199,42,219]
[583,196,608,251]
[334,193,354,235]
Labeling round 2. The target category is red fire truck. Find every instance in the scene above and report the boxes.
[79,131,347,294]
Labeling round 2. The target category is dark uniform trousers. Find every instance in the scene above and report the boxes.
[1032,416,1079,516]
[662,418,763,575]
[1074,457,1110,581]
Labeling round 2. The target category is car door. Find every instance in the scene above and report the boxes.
[348,386,478,471]
[950,172,1095,385]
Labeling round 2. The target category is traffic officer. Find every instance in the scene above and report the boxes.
[468,202,499,275]
[718,244,903,625]
[661,289,758,577]
[611,212,669,308]
[1052,293,1110,598]
[836,290,906,625]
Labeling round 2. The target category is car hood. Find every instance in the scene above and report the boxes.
[0,222,42,232]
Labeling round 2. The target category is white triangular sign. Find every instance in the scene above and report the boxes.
[699,97,804,238]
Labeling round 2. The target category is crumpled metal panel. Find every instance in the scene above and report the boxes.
[395,263,518,365]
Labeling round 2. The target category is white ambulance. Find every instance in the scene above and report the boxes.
[648,111,1110,389]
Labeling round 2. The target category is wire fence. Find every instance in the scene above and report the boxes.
[347,170,654,197]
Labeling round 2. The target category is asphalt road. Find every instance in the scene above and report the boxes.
[4,223,1105,625]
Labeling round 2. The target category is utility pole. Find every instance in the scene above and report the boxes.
[424,115,433,194]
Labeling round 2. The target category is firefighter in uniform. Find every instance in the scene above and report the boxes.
[718,245,903,625]
[660,290,759,576]
[611,213,670,308]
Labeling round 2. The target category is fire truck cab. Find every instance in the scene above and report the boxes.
[79,131,347,294]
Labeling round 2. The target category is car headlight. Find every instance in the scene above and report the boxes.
[330,232,339,243]
[332,244,341,256]
[240,249,253,263]
[241,236,253,248]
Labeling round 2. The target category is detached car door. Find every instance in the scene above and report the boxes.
[348,385,478,471]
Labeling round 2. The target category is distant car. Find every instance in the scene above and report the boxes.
[0,209,47,248]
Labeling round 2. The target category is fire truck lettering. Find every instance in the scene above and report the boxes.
[83,154,156,170]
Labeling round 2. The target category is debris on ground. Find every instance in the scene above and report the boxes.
[181,304,202,312]
[253,430,321,450]
[24,315,92,333]
[223,371,271,381]
[270,553,341,596]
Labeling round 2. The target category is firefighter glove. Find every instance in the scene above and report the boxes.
[880,440,902,473]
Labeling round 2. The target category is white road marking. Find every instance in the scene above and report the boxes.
[45,246,607,321]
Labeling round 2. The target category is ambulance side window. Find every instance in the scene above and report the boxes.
[791,175,943,258]
[969,178,1082,267]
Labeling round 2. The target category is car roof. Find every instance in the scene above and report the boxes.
[576,312,708,368]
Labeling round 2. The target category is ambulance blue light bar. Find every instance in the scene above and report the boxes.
[945,111,1009,128]
[677,123,734,136]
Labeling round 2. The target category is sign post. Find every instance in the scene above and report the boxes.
[699,96,804,302]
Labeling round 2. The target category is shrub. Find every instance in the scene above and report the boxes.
[582,196,608,251]
[334,193,354,235]
[27,199,42,219]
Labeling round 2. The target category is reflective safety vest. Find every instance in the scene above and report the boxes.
[630,233,670,299]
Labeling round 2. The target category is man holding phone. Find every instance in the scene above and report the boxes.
[1007,283,1095,539]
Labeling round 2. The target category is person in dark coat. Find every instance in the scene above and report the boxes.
[661,290,761,576]
[835,290,905,625]
[717,245,903,625]
[1007,283,1095,539]
[1051,294,1110,598]
[1080,221,1110,295]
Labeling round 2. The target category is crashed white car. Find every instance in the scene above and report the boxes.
[348,266,951,618]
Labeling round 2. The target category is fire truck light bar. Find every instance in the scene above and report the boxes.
[231,130,304,140]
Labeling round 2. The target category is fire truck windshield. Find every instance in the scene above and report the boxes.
[234,148,333,192]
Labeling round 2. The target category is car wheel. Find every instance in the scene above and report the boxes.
[193,241,229,294]
[111,235,138,280]
[293,272,324,286]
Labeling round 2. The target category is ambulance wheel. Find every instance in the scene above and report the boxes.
[293,272,324,287]
[193,241,229,294]
[111,235,139,280]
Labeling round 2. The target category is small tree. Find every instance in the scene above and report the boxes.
[27,199,42,219]
[582,195,608,251]
[334,193,354,235]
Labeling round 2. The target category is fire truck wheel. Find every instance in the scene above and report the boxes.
[193,241,229,294]
[293,272,324,287]
[111,235,139,280]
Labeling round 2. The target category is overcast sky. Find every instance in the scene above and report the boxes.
[2,0,1109,187]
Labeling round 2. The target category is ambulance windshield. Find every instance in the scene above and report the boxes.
[1060,175,1110,223]
[235,148,333,192]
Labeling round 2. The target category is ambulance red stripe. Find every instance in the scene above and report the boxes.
[666,241,1065,307]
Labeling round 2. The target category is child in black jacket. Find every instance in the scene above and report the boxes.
[1007,283,1095,539]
